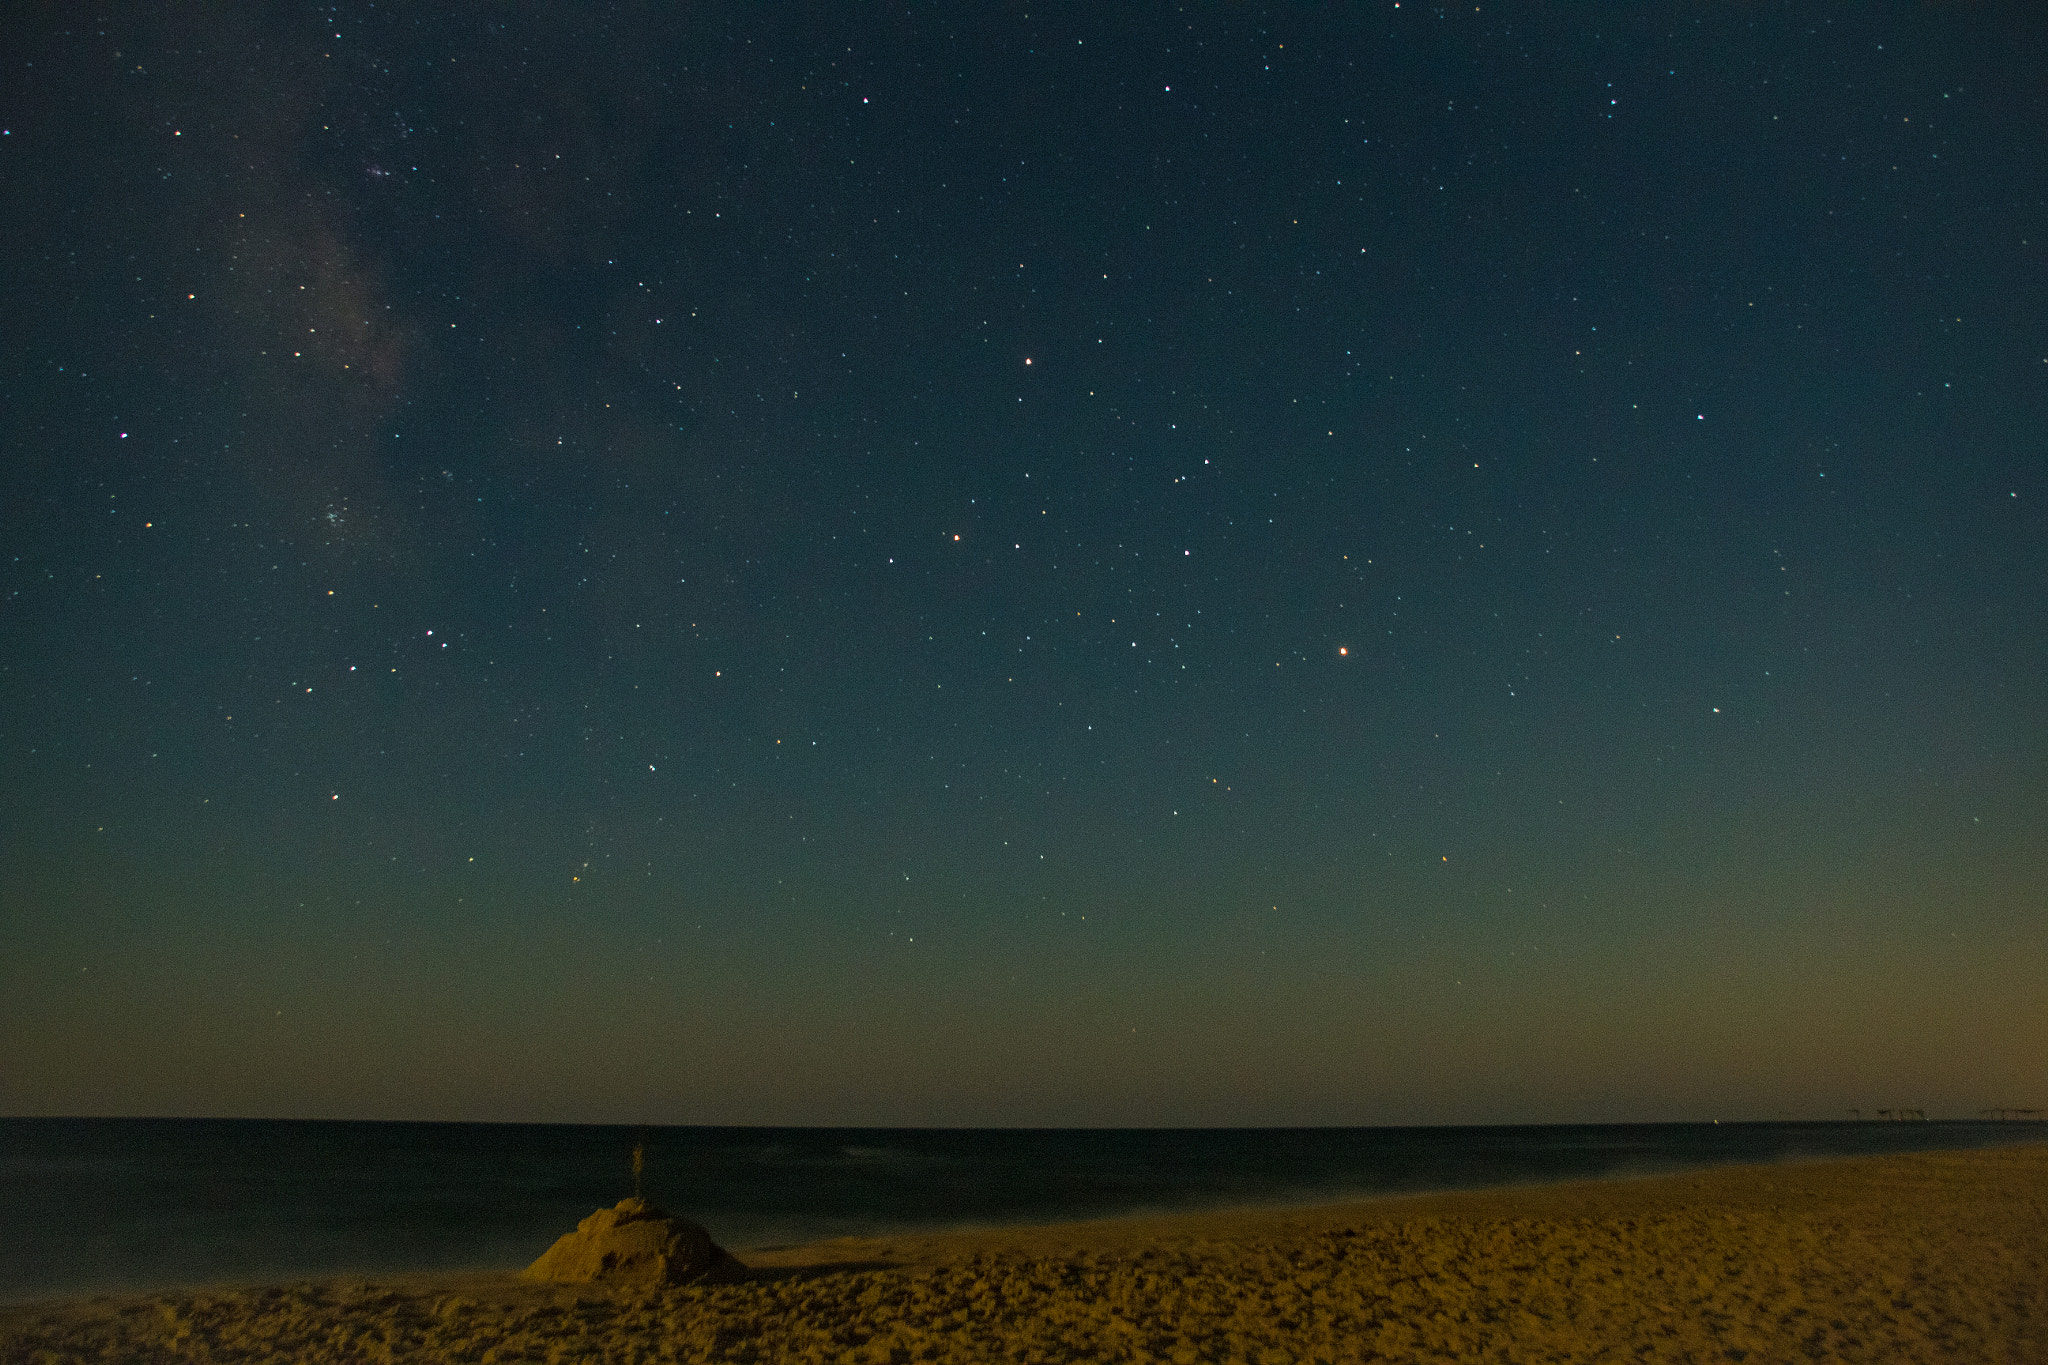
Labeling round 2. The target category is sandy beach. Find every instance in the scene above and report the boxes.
[5,1143,2043,1363]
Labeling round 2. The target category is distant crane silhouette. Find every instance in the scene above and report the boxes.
[1980,1108,2043,1121]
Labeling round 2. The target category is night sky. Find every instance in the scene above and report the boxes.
[5,4,2044,1127]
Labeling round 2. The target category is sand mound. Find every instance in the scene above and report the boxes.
[520,1197,745,1288]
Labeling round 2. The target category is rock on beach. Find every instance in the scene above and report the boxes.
[521,1197,745,1288]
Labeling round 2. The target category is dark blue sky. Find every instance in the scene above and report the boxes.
[4,2,2044,1125]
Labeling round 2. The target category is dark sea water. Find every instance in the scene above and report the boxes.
[2,1118,2041,1306]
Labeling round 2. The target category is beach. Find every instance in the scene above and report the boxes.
[5,1143,2043,1363]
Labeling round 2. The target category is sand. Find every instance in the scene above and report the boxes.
[5,1143,2044,1364]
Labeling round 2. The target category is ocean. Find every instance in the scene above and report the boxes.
[2,1117,2041,1306]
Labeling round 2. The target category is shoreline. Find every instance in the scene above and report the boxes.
[6,1144,2044,1361]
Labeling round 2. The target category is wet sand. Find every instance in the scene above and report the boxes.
[5,1143,2043,1363]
